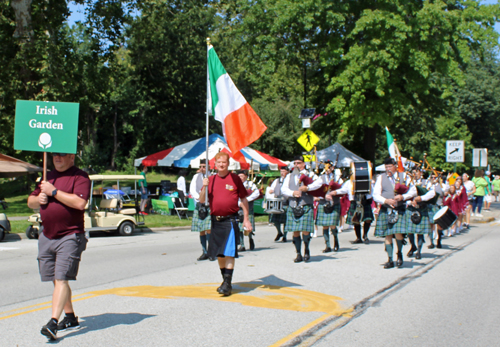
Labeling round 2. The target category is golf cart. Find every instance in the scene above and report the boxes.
[26,174,145,238]
[0,197,11,241]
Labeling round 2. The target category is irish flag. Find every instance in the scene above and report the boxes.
[385,127,397,159]
[207,45,267,154]
[386,127,404,171]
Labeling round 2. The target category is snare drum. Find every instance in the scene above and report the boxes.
[350,161,373,195]
[265,198,284,214]
[433,206,457,230]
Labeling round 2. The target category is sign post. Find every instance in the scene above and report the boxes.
[472,148,488,168]
[14,100,80,180]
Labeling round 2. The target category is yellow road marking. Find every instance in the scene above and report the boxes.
[0,295,99,321]
[268,313,331,347]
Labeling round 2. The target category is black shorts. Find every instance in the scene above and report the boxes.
[38,232,87,281]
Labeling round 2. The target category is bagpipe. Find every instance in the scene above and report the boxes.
[298,154,342,198]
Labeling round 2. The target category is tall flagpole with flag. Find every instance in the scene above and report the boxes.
[207,42,267,156]
[205,38,211,205]
[385,127,404,172]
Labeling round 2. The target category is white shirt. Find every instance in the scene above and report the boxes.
[281,169,323,198]
[269,176,287,198]
[177,176,186,195]
[244,180,260,202]
[189,173,205,203]
[372,172,417,205]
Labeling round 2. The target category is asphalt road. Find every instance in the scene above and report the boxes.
[1,208,500,347]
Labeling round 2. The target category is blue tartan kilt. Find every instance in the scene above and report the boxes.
[315,203,340,226]
[346,201,374,224]
[239,213,255,232]
[285,205,314,233]
[191,206,212,232]
[374,207,407,237]
[406,206,432,235]
[270,206,287,225]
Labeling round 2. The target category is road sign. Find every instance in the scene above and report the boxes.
[14,100,79,154]
[297,129,319,152]
[472,148,488,167]
[303,155,316,162]
[446,140,464,162]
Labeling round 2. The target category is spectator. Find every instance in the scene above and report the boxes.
[471,169,489,217]
[462,173,476,228]
[177,169,187,203]
[492,175,500,202]
[484,171,493,211]
[139,165,148,215]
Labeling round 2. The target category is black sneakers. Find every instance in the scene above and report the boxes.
[57,316,80,331]
[41,319,58,340]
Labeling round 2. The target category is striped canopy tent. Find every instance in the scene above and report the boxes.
[134,134,287,171]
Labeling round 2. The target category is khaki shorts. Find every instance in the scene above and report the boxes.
[38,232,87,282]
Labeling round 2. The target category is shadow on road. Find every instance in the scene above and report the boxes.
[59,313,156,340]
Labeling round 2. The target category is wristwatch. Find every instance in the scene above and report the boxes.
[52,189,58,197]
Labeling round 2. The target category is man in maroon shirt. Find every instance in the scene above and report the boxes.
[200,152,251,296]
[28,153,90,340]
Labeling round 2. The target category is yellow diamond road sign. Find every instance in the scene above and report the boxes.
[297,129,319,152]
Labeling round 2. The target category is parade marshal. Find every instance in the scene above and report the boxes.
[200,152,252,296]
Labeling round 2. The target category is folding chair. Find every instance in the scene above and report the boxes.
[171,197,189,220]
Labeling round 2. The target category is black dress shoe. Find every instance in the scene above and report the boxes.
[274,232,283,242]
[407,247,416,257]
[238,246,246,252]
[209,256,216,261]
[436,242,442,249]
[384,261,395,269]
[322,247,332,253]
[219,274,232,296]
[333,240,339,252]
[415,252,422,260]
[282,237,287,242]
[197,253,209,261]
[294,254,303,263]
[363,237,370,244]
[427,244,435,249]
[396,252,403,267]
[249,238,255,250]
[351,239,363,244]
[304,251,311,262]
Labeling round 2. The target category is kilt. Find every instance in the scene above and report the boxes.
[374,207,407,237]
[428,204,441,224]
[208,217,240,258]
[239,213,255,232]
[285,205,314,233]
[406,206,432,235]
[191,206,212,232]
[315,203,340,226]
[346,201,374,224]
[270,206,287,225]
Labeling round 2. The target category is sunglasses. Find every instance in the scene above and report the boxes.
[51,153,68,157]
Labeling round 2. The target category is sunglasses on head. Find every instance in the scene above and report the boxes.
[51,153,68,157]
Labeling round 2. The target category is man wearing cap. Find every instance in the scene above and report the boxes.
[281,155,323,262]
[237,170,260,251]
[268,166,290,242]
[28,153,91,340]
[372,158,416,268]
[189,159,213,261]
[200,152,251,296]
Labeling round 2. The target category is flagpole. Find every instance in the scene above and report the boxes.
[205,38,211,204]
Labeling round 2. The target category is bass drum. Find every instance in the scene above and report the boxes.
[433,206,457,230]
[350,161,372,195]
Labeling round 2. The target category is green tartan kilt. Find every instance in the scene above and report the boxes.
[239,213,255,232]
[285,205,314,233]
[346,201,374,224]
[270,206,287,225]
[374,207,407,237]
[428,204,441,224]
[315,203,340,226]
[191,206,212,232]
[406,206,432,235]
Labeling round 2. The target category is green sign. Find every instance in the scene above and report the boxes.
[14,100,79,154]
